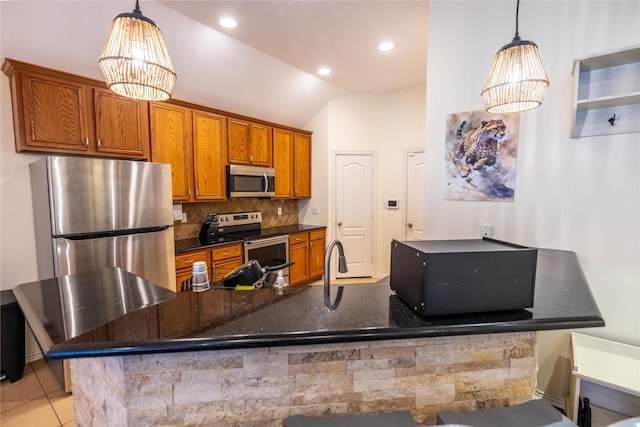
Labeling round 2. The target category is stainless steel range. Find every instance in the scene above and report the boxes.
[216,212,291,283]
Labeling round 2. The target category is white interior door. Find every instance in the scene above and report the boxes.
[405,150,425,240]
[335,153,374,277]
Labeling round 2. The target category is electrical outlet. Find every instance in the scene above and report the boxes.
[312,206,319,215]
[480,225,493,238]
[181,212,187,223]
[277,207,282,216]
[172,203,183,221]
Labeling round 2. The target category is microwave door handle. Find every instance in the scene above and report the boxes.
[263,173,268,193]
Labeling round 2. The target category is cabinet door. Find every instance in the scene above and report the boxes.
[309,230,326,279]
[249,123,272,166]
[193,111,227,201]
[227,119,250,164]
[294,133,312,198]
[16,71,91,152]
[289,232,309,285]
[211,257,243,283]
[273,128,294,198]
[94,87,149,159]
[289,242,309,286]
[150,102,193,201]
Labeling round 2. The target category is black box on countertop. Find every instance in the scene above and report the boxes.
[389,238,537,316]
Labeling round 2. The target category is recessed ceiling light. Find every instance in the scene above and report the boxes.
[219,17,238,28]
[317,67,332,76]
[378,41,395,52]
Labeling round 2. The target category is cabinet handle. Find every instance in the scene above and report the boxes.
[195,188,199,196]
[84,138,89,147]
[249,154,253,163]
[97,138,102,149]
[184,259,193,264]
[188,189,191,197]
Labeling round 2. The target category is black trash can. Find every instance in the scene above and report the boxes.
[1,290,26,382]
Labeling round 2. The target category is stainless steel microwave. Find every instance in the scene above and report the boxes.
[227,165,275,197]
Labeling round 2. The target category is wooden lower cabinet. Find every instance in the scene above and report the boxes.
[308,230,326,279]
[175,243,244,291]
[175,249,208,292]
[210,243,243,282]
[289,232,309,286]
[289,229,326,286]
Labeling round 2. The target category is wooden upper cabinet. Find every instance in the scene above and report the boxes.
[273,128,312,199]
[2,58,150,159]
[192,111,227,201]
[149,102,193,201]
[272,128,294,199]
[294,133,312,198]
[227,119,272,166]
[249,123,272,166]
[10,69,91,152]
[93,88,149,158]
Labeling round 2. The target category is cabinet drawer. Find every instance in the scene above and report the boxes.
[309,229,325,241]
[175,251,208,270]
[289,233,308,245]
[211,243,243,261]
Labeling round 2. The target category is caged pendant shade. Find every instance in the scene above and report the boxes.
[481,0,549,113]
[98,0,176,101]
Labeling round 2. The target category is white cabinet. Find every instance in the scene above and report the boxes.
[570,45,640,138]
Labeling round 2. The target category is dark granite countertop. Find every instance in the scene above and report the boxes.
[13,248,603,359]
[175,224,326,253]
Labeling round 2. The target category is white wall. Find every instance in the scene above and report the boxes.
[425,0,640,402]
[303,87,426,276]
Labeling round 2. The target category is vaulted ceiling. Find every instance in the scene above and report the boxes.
[159,1,429,94]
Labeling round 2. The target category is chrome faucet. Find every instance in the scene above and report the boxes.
[324,239,348,310]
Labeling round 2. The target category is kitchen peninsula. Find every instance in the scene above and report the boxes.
[14,248,603,426]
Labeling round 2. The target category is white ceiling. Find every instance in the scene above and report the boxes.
[159,1,429,93]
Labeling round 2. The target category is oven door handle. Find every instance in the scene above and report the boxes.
[244,235,288,246]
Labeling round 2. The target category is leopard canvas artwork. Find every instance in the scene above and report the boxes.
[444,110,520,201]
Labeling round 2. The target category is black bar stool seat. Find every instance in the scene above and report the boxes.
[286,410,417,427]
[437,399,576,427]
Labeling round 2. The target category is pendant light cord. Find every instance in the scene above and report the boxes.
[515,0,521,39]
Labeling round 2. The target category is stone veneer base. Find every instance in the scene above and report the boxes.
[70,332,537,426]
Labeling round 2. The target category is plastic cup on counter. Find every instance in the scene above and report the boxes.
[192,261,210,292]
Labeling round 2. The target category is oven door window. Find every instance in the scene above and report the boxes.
[247,242,287,267]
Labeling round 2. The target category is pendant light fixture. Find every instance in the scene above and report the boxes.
[98,0,176,101]
[481,0,549,113]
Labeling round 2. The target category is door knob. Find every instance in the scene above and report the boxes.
[407,223,413,228]
[338,222,342,226]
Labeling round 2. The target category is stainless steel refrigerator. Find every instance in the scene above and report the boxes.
[30,156,176,291]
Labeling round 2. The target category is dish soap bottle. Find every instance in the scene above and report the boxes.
[274,270,286,289]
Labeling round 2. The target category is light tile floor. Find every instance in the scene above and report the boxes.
[1,360,75,426]
[0,277,381,427]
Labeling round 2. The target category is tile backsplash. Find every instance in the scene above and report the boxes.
[173,199,299,240]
